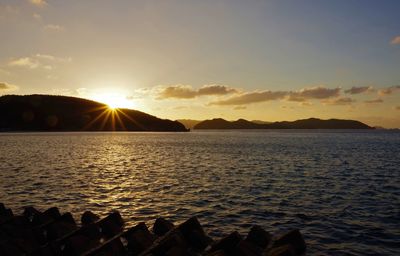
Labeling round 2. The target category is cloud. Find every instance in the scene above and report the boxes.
[364,98,383,104]
[173,106,188,110]
[0,5,19,18]
[33,13,41,19]
[344,86,373,95]
[300,102,313,107]
[50,87,87,96]
[209,86,341,106]
[289,86,341,101]
[7,54,71,70]
[0,82,18,92]
[35,54,71,63]
[209,90,287,105]
[390,36,400,45]
[0,68,11,75]
[157,84,238,99]
[29,0,47,6]
[198,84,238,95]
[378,85,400,96]
[234,106,247,110]
[44,24,64,31]
[323,97,355,105]
[157,85,196,99]
[396,106,400,110]
[8,57,39,69]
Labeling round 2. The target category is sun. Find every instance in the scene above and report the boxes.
[90,91,135,110]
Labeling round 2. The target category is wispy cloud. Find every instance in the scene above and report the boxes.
[209,90,287,105]
[33,13,41,20]
[390,36,400,45]
[287,86,341,102]
[0,82,18,92]
[0,5,19,18]
[29,0,47,7]
[8,57,39,69]
[0,68,11,75]
[198,84,238,96]
[157,84,238,99]
[7,54,71,70]
[364,98,383,104]
[209,86,340,106]
[35,54,71,63]
[44,24,64,31]
[344,86,373,95]
[323,97,355,105]
[378,85,400,96]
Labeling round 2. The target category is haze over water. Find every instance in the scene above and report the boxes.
[1,131,399,255]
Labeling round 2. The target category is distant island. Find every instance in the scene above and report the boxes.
[0,95,188,132]
[193,118,373,129]
[177,119,275,130]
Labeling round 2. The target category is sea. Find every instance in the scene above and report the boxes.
[0,130,399,255]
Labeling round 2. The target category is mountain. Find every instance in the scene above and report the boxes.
[176,119,202,130]
[0,95,188,132]
[193,118,373,129]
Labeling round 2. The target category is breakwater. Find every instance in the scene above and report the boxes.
[0,203,306,256]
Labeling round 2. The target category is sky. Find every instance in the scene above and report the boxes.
[0,0,400,128]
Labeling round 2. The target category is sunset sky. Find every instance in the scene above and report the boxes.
[1,0,399,128]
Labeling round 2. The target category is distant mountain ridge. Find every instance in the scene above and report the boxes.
[194,118,373,129]
[0,95,187,132]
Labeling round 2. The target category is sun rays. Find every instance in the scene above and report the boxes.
[81,105,144,131]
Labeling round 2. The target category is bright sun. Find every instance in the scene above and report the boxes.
[90,91,135,110]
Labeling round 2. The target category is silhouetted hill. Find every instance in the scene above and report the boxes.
[0,95,188,132]
[194,118,373,129]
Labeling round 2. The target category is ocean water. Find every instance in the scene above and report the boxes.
[0,131,399,255]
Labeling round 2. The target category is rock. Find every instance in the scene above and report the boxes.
[60,212,77,225]
[209,231,242,254]
[84,236,126,256]
[45,213,77,240]
[61,234,95,255]
[149,231,187,256]
[178,216,213,251]
[81,211,100,226]
[245,225,272,249]
[23,206,41,218]
[28,207,61,226]
[236,240,263,256]
[153,217,175,236]
[76,223,102,240]
[206,250,227,256]
[124,222,155,255]
[98,211,124,238]
[23,207,41,224]
[0,208,13,224]
[0,240,25,256]
[165,246,189,256]
[43,207,61,220]
[29,245,55,256]
[272,230,306,255]
[0,205,309,256]
[265,245,295,256]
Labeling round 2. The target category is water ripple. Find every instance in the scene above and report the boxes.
[0,131,399,255]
